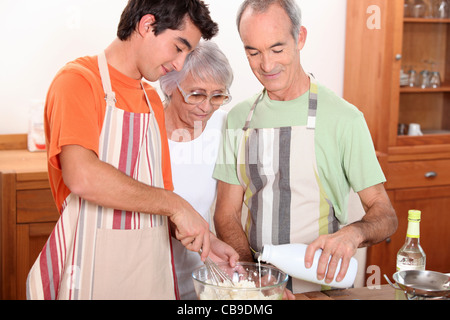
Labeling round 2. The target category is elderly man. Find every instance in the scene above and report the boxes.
[213,0,397,294]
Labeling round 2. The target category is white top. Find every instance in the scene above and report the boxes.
[169,109,227,300]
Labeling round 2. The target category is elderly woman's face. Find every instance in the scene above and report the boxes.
[171,73,226,128]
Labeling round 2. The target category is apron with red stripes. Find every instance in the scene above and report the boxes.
[26,52,177,300]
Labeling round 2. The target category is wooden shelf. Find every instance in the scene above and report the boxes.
[400,84,450,93]
[397,133,450,147]
[404,18,450,23]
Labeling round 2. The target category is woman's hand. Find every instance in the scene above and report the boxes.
[208,233,239,267]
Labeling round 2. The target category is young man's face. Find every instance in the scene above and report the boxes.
[138,16,202,82]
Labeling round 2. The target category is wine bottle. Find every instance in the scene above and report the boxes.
[396,210,426,271]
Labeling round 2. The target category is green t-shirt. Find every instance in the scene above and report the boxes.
[213,82,385,224]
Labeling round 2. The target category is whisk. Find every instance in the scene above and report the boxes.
[199,249,235,287]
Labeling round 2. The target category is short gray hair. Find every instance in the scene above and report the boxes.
[160,41,234,102]
[236,0,302,42]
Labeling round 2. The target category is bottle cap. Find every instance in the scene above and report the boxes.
[408,209,421,221]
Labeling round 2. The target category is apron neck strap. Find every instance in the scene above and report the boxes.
[98,52,154,115]
[243,92,264,131]
[140,81,155,115]
[306,73,318,130]
[243,73,318,131]
[98,52,117,108]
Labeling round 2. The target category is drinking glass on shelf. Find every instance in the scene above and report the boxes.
[412,0,426,17]
[400,68,409,86]
[435,0,449,18]
[430,71,441,88]
[408,69,417,87]
[423,0,436,17]
[398,123,407,135]
[419,70,431,88]
[404,0,412,17]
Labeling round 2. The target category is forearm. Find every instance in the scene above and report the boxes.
[351,184,398,248]
[215,211,252,261]
[61,145,182,216]
[305,183,397,283]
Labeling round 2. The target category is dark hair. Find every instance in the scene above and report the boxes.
[117,0,218,41]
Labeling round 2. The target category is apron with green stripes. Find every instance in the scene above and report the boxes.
[237,74,339,293]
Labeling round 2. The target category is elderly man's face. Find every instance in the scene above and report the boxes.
[239,4,306,101]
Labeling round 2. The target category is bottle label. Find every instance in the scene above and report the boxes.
[397,265,425,271]
[406,221,420,238]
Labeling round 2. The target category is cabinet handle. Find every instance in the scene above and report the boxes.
[425,171,437,178]
[395,54,402,61]
[385,237,391,244]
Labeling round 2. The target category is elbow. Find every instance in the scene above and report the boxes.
[59,145,100,202]
[388,207,399,237]
[61,163,96,201]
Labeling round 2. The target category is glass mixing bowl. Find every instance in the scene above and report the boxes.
[192,262,288,300]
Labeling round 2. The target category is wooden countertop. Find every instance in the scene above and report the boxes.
[0,149,48,181]
[295,285,396,300]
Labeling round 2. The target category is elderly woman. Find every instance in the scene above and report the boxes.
[160,41,235,300]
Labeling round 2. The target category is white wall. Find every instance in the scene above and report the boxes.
[0,0,347,134]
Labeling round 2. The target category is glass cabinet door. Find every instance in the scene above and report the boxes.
[398,4,450,142]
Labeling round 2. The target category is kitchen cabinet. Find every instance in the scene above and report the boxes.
[344,0,450,282]
[0,136,59,300]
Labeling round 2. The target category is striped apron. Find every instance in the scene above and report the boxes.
[237,74,339,293]
[26,52,177,300]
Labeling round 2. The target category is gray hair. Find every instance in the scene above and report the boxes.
[236,0,302,42]
[159,41,234,102]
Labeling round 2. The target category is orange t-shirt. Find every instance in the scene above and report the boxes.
[45,55,173,212]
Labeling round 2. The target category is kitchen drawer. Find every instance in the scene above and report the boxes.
[16,189,59,223]
[385,159,450,190]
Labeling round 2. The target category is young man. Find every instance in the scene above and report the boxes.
[27,0,238,300]
[213,0,397,294]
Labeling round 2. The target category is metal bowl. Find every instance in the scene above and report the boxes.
[386,270,450,299]
[192,262,288,300]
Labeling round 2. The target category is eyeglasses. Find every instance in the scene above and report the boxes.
[177,83,232,106]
